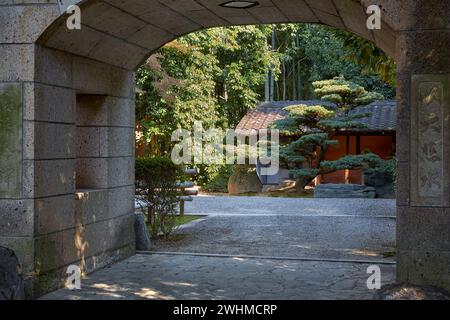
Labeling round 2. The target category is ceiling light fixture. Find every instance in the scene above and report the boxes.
[220,1,259,9]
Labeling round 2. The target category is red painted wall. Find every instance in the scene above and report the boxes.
[320,134,395,184]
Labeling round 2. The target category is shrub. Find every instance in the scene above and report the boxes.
[135,156,183,239]
[202,165,234,193]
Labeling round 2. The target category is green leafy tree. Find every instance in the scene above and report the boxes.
[264,24,396,101]
[136,26,278,185]
[337,32,396,87]
[274,77,387,189]
[179,26,279,127]
[136,26,278,155]
[136,42,220,156]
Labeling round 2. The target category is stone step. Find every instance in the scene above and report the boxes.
[314,184,376,199]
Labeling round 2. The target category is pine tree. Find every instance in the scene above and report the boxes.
[273,76,389,190]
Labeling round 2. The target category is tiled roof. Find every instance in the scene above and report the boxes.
[235,100,396,133]
[347,100,396,132]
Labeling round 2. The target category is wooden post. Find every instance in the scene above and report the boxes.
[177,168,198,216]
[345,134,350,184]
[147,206,153,225]
[179,197,185,217]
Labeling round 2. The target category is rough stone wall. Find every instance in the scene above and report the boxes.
[0,2,136,297]
[1,1,59,296]
[30,46,137,297]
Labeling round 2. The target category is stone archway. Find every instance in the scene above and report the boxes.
[1,0,449,297]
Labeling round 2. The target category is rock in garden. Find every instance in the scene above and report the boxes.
[364,172,395,199]
[314,184,376,198]
[0,246,25,300]
[134,212,152,251]
[228,165,262,195]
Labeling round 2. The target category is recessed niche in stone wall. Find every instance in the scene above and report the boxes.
[75,94,107,190]
[0,83,22,198]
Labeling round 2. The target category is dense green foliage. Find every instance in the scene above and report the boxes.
[135,24,396,186]
[135,155,183,180]
[136,44,220,156]
[201,165,234,193]
[274,77,388,189]
[135,156,183,238]
[266,24,395,100]
[336,32,396,87]
[136,26,277,151]
[321,153,394,175]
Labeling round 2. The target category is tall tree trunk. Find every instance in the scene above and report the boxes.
[292,60,297,100]
[296,34,302,100]
[297,61,302,100]
[282,60,286,101]
[269,70,274,101]
[275,81,279,101]
[265,69,270,102]
[269,27,276,101]
[223,82,228,102]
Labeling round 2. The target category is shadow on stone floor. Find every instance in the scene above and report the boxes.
[41,254,396,300]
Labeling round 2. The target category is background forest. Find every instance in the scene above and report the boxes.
[135,23,396,189]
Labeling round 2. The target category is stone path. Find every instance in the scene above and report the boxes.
[42,196,397,300]
[41,253,396,300]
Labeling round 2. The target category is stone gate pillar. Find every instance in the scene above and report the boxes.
[395,1,450,290]
[0,2,60,297]
[1,2,136,297]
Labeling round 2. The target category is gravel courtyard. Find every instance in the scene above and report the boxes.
[42,196,397,300]
[153,196,397,262]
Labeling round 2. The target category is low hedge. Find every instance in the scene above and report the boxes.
[135,155,183,181]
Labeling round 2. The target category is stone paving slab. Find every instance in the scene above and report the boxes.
[41,253,396,300]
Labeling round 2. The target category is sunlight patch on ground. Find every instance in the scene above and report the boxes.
[135,288,175,300]
[159,281,197,287]
[289,244,312,249]
[92,283,121,291]
[232,257,246,261]
[345,249,381,257]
